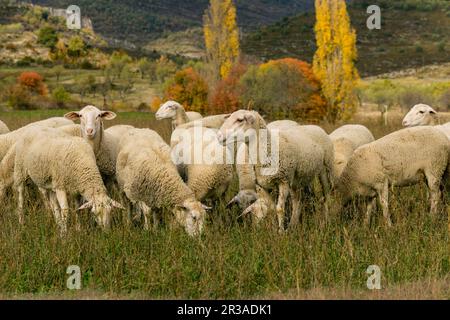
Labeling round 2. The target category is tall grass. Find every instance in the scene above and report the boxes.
[0,111,448,299]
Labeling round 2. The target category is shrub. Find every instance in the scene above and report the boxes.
[17,71,48,96]
[37,26,58,50]
[239,58,327,121]
[52,86,71,107]
[150,96,163,113]
[164,67,209,113]
[209,62,247,114]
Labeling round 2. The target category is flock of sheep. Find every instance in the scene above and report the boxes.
[0,101,449,237]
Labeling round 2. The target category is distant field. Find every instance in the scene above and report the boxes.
[0,111,447,299]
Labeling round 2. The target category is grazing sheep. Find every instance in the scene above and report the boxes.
[0,120,9,134]
[329,125,375,178]
[155,100,203,129]
[171,126,234,201]
[0,117,74,161]
[115,128,208,236]
[402,104,439,127]
[218,110,333,231]
[336,126,450,226]
[64,106,118,180]
[11,127,123,234]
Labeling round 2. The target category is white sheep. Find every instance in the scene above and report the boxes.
[171,125,234,201]
[402,103,450,139]
[0,117,74,161]
[402,104,439,127]
[115,128,208,236]
[218,110,333,231]
[105,124,135,139]
[11,127,123,234]
[155,100,203,129]
[0,120,9,134]
[337,126,450,226]
[329,124,375,178]
[64,106,118,180]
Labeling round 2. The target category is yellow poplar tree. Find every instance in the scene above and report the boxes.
[313,0,359,122]
[204,0,240,80]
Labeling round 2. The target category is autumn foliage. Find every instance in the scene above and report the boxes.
[18,71,48,96]
[164,67,209,113]
[209,62,247,114]
[239,58,327,121]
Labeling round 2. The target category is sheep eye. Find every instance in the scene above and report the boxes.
[419,111,424,114]
[237,118,244,122]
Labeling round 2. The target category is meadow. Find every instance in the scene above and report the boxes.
[0,110,448,299]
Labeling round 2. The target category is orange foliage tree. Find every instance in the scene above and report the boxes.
[239,58,327,121]
[164,67,209,113]
[18,71,48,96]
[209,62,247,114]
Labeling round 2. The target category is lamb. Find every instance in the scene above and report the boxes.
[115,128,208,236]
[64,106,119,180]
[0,120,9,134]
[0,117,74,161]
[155,100,203,129]
[11,127,123,234]
[402,103,450,139]
[329,124,375,178]
[336,126,450,226]
[218,110,333,231]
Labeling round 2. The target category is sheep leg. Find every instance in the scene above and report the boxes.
[276,182,290,232]
[16,183,25,225]
[48,191,61,226]
[426,173,441,216]
[289,188,301,228]
[55,189,69,236]
[378,181,392,227]
[319,171,331,220]
[364,197,377,226]
[137,202,151,230]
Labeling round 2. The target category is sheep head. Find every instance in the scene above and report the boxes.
[402,104,438,127]
[155,100,183,120]
[65,105,116,140]
[217,110,265,146]
[173,198,209,237]
[78,196,124,229]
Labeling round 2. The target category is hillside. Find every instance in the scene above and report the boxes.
[27,0,314,44]
[243,2,450,76]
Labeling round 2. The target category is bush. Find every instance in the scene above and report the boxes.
[209,62,247,114]
[52,86,71,107]
[239,58,327,121]
[37,26,58,50]
[164,67,209,113]
[17,71,48,96]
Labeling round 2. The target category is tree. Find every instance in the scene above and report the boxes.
[18,71,48,96]
[51,39,68,63]
[37,26,58,50]
[51,65,64,85]
[313,0,359,122]
[67,36,86,59]
[109,51,132,80]
[203,0,240,81]
[164,67,209,113]
[137,57,155,80]
[239,58,327,121]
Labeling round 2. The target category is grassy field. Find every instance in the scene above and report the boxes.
[0,110,448,299]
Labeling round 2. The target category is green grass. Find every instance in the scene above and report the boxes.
[0,112,448,299]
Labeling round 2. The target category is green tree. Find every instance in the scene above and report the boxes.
[37,26,58,50]
[67,36,86,59]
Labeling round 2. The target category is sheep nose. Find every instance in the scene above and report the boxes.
[86,128,94,135]
[402,120,407,126]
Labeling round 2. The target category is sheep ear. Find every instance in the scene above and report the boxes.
[429,109,437,114]
[64,112,80,121]
[224,114,231,119]
[101,111,117,120]
[78,201,93,211]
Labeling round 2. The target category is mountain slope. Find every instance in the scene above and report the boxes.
[28,0,314,43]
[242,4,450,76]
